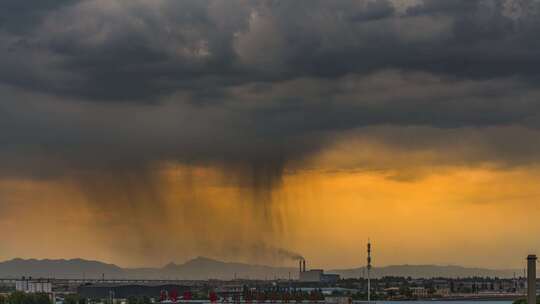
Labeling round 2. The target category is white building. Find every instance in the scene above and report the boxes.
[299,269,340,283]
[410,287,427,298]
[434,287,450,297]
[325,296,352,304]
[16,279,52,293]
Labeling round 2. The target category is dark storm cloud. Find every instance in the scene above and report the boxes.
[0,0,80,33]
[1,0,539,101]
[0,0,252,100]
[1,0,540,174]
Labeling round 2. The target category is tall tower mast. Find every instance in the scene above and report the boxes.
[527,255,537,304]
[367,239,372,302]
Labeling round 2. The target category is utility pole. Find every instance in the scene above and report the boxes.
[367,239,372,303]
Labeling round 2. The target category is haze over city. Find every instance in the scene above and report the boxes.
[2,0,540,272]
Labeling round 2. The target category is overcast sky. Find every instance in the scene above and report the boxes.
[2,0,540,269]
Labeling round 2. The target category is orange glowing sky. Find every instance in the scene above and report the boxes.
[1,127,540,270]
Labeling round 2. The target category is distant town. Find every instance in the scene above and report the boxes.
[0,250,537,304]
[0,273,533,304]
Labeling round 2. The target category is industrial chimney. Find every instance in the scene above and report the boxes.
[528,255,537,304]
[302,259,306,272]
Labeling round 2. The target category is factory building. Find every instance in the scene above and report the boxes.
[300,269,324,282]
[77,283,189,299]
[298,259,340,283]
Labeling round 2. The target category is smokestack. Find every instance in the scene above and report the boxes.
[528,255,537,304]
[302,259,306,272]
[299,260,302,274]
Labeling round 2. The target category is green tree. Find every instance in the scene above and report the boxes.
[8,291,27,304]
[5,292,51,304]
[33,293,51,304]
[512,299,540,304]
[64,294,80,304]
[126,296,138,304]
[140,296,151,304]
[399,286,412,299]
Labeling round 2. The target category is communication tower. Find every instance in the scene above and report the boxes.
[367,239,372,302]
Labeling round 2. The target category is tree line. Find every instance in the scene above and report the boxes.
[0,292,51,304]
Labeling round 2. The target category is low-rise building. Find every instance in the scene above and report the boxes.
[322,274,341,284]
[434,287,450,297]
[410,287,427,298]
[299,270,340,283]
[325,296,352,304]
[77,283,189,299]
[300,270,324,282]
[16,279,52,293]
[382,287,400,298]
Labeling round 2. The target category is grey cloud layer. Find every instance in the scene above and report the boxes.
[2,0,540,100]
[1,0,540,175]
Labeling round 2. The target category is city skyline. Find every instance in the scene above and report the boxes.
[2,0,540,270]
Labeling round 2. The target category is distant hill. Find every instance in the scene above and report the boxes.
[0,257,520,280]
[328,264,518,279]
[159,257,296,280]
[0,257,296,280]
[0,258,124,278]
